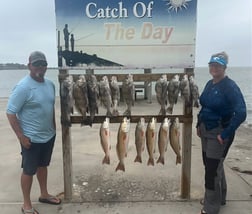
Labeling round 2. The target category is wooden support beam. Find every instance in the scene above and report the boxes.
[70,115,192,124]
[59,69,73,201]
[180,68,193,199]
[61,125,73,201]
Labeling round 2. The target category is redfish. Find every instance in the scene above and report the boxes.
[134,117,146,163]
[116,117,130,172]
[99,117,111,164]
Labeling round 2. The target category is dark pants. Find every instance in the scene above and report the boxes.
[199,123,234,214]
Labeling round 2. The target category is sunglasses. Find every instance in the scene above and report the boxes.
[31,61,48,67]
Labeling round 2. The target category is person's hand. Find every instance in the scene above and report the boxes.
[217,134,224,144]
[196,127,201,137]
[19,135,31,149]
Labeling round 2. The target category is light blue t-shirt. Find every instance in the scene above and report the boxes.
[6,75,56,143]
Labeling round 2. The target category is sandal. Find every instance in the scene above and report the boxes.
[38,195,61,205]
[199,209,207,214]
[21,207,39,214]
[200,199,204,205]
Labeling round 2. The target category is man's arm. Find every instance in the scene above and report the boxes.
[6,113,31,149]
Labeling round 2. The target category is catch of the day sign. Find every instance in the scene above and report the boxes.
[86,1,173,43]
[104,22,173,44]
[85,1,154,18]
[55,0,197,67]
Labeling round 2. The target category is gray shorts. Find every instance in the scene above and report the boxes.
[21,135,56,175]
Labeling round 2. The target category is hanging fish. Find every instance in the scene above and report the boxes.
[73,75,89,125]
[99,117,111,164]
[99,76,113,117]
[169,118,181,164]
[157,118,169,165]
[179,74,191,104]
[86,74,99,126]
[122,74,135,116]
[134,117,146,163]
[60,75,74,127]
[146,117,157,166]
[155,74,168,115]
[167,74,180,114]
[109,76,120,116]
[116,117,130,172]
[189,76,200,108]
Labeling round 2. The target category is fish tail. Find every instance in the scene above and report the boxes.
[134,155,142,163]
[147,158,154,166]
[102,155,110,165]
[112,109,119,116]
[176,155,182,164]
[194,101,199,108]
[166,106,173,114]
[156,156,164,165]
[115,162,125,172]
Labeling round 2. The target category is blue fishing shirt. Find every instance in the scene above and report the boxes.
[6,75,56,143]
[198,76,246,140]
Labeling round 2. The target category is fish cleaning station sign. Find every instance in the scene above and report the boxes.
[55,0,197,68]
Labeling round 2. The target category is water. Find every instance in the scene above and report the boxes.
[0,67,251,125]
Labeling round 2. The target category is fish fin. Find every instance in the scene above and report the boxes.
[176,155,182,164]
[115,162,125,172]
[176,130,180,138]
[156,156,164,165]
[147,158,154,166]
[134,155,142,163]
[102,155,110,165]
[152,132,155,138]
[141,131,144,137]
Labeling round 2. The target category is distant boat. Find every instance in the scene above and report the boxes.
[59,50,123,67]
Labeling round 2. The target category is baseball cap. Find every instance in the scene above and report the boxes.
[208,52,228,66]
[29,51,47,64]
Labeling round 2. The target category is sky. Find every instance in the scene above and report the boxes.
[0,0,251,67]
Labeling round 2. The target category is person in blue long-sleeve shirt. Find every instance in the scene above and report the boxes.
[196,51,246,214]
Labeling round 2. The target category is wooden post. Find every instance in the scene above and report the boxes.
[144,68,152,103]
[180,68,194,199]
[59,69,73,201]
[61,125,73,201]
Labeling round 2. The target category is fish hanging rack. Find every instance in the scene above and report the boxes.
[58,67,194,202]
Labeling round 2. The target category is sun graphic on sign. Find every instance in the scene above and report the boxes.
[164,0,192,13]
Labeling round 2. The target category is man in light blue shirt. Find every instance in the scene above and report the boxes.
[6,51,61,214]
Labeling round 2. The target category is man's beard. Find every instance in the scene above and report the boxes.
[36,73,44,78]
